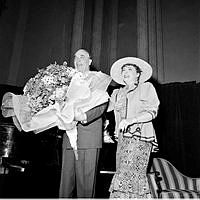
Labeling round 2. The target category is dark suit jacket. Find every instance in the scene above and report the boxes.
[63,102,108,149]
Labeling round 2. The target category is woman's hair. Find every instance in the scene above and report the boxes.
[121,63,142,84]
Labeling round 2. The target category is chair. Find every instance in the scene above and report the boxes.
[147,170,164,198]
[149,157,200,198]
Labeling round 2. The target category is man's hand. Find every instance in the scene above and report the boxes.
[65,121,77,131]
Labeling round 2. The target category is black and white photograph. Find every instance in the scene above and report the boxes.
[0,0,200,198]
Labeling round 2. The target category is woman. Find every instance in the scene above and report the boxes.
[108,57,160,198]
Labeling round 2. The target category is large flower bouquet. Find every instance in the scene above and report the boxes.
[1,61,111,159]
[23,62,77,116]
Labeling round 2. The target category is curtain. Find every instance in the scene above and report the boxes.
[153,81,200,177]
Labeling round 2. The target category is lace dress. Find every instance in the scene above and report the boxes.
[109,137,152,198]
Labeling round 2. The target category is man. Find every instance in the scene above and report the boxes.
[59,49,110,198]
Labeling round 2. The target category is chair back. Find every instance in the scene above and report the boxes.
[151,157,200,192]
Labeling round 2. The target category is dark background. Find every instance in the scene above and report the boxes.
[0,0,200,198]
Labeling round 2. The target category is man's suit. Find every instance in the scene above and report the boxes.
[59,102,108,198]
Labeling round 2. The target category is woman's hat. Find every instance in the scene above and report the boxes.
[110,57,152,85]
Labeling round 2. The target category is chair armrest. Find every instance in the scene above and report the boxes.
[147,172,162,198]
[160,189,200,198]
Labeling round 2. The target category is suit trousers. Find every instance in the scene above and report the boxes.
[59,148,100,198]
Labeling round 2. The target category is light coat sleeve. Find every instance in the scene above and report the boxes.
[139,82,160,119]
[107,89,119,112]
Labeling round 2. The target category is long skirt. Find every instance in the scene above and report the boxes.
[109,137,152,198]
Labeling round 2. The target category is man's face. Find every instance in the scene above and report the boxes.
[74,49,92,73]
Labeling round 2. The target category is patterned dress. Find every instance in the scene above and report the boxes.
[108,82,160,198]
[109,138,152,198]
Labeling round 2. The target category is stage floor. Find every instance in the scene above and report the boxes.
[0,143,117,198]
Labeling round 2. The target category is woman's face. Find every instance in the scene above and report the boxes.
[121,65,139,85]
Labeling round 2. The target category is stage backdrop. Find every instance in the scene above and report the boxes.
[0,0,200,177]
[0,0,200,86]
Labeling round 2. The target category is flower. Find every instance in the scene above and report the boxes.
[23,62,77,116]
[1,65,111,159]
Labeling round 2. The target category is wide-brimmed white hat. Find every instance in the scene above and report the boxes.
[110,57,152,85]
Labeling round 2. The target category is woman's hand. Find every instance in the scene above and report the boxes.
[118,119,131,132]
[118,117,138,132]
